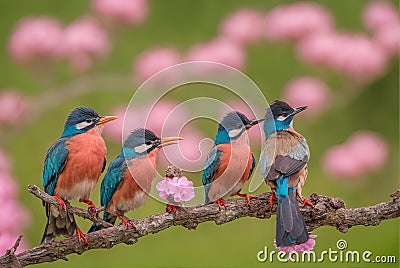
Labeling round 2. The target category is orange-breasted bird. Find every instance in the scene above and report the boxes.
[41,107,117,244]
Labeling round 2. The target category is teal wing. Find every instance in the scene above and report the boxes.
[42,138,69,196]
[100,154,126,212]
[202,146,222,203]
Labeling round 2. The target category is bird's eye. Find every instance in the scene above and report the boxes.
[85,119,92,123]
[145,141,152,145]
[281,113,288,117]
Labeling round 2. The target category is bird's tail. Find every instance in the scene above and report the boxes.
[275,176,309,247]
[88,211,116,233]
[41,202,76,244]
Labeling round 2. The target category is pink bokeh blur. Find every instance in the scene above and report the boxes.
[92,0,148,26]
[283,77,331,116]
[322,131,388,179]
[219,8,265,45]
[59,17,111,72]
[7,17,63,66]
[0,90,29,127]
[133,47,182,84]
[362,0,399,32]
[264,2,333,42]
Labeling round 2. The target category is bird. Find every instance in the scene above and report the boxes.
[202,111,264,207]
[260,100,313,247]
[88,128,183,232]
[41,107,117,244]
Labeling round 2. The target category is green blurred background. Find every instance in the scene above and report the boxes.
[0,0,398,267]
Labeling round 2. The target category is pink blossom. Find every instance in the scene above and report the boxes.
[59,17,110,72]
[0,172,18,202]
[322,131,388,178]
[102,106,126,142]
[275,234,317,252]
[186,38,246,70]
[219,8,265,45]
[0,90,29,126]
[133,47,182,83]
[0,233,28,255]
[346,131,388,171]
[264,2,333,42]
[373,23,400,56]
[283,77,331,116]
[362,0,399,32]
[156,176,195,203]
[7,16,63,65]
[0,201,30,233]
[92,0,148,26]
[297,31,388,83]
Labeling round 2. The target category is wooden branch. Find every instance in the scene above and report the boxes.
[1,186,399,267]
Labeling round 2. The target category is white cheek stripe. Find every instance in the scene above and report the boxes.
[228,128,243,138]
[75,121,92,130]
[135,144,152,154]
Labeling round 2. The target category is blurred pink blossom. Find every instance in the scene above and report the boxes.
[362,0,399,32]
[186,38,246,70]
[283,77,331,116]
[322,131,388,178]
[219,8,265,45]
[264,2,333,42]
[102,106,127,142]
[275,234,317,252]
[0,233,28,255]
[92,0,148,26]
[0,201,30,234]
[7,16,63,66]
[0,172,18,202]
[59,17,110,72]
[373,23,400,56]
[297,31,388,83]
[0,90,29,126]
[133,47,182,83]
[156,176,195,203]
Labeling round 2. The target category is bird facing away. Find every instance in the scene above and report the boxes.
[88,128,183,232]
[202,111,264,207]
[260,100,312,247]
[41,107,117,244]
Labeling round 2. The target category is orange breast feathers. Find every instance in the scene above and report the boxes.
[54,127,106,200]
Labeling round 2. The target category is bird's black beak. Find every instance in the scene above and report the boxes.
[157,137,184,148]
[246,118,265,129]
[290,106,307,116]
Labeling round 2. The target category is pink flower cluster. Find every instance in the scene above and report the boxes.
[0,90,29,127]
[92,0,148,27]
[283,77,331,117]
[0,148,30,255]
[264,2,333,42]
[8,16,110,72]
[156,176,195,203]
[323,131,389,178]
[275,234,317,252]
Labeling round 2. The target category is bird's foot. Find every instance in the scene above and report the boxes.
[301,196,315,207]
[216,198,226,209]
[79,199,97,216]
[236,192,258,206]
[166,204,178,216]
[76,226,89,244]
[53,195,67,212]
[117,213,138,230]
[269,191,277,210]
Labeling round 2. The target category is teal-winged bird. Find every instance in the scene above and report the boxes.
[260,100,313,247]
[88,128,183,232]
[41,107,117,244]
[202,111,264,207]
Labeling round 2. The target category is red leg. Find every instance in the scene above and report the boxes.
[79,199,97,216]
[269,191,277,210]
[166,204,178,216]
[53,195,67,211]
[236,192,258,205]
[216,198,226,209]
[301,196,314,207]
[117,213,137,229]
[75,226,89,244]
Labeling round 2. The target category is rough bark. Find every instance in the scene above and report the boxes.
[1,186,399,267]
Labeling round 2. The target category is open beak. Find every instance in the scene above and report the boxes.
[290,106,307,116]
[158,137,184,148]
[96,116,118,125]
[246,118,265,129]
